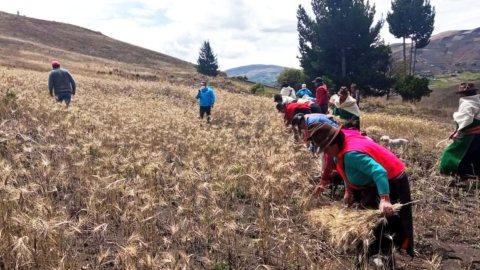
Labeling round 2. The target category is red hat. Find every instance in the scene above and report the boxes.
[51,61,60,66]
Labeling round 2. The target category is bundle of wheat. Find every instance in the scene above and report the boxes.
[307,203,403,253]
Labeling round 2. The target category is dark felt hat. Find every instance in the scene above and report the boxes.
[307,123,341,152]
[312,77,323,84]
[457,82,478,94]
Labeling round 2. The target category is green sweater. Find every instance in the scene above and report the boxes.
[440,119,480,175]
[333,108,360,129]
[338,151,390,195]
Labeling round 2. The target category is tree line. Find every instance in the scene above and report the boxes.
[196,0,436,102]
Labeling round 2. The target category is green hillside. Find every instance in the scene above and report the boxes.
[225,64,285,87]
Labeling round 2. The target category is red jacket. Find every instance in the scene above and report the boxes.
[336,133,405,191]
[315,85,329,106]
[285,102,311,123]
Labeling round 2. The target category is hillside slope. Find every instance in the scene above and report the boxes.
[0,11,195,73]
[225,64,285,86]
[392,27,480,74]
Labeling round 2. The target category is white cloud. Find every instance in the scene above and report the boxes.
[1,0,480,69]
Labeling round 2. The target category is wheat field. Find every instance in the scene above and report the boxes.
[0,66,478,270]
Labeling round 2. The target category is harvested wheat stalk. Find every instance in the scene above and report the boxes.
[307,203,403,252]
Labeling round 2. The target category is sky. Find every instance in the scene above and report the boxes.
[1,0,480,70]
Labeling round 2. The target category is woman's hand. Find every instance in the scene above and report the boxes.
[379,195,395,217]
[314,181,329,197]
[449,131,458,141]
[343,192,354,207]
[452,132,460,142]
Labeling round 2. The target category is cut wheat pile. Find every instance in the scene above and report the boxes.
[307,203,403,252]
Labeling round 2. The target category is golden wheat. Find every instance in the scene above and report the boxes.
[0,66,477,269]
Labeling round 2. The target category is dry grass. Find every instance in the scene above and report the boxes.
[0,63,478,270]
[424,253,443,270]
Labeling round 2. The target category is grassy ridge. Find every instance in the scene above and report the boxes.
[231,79,279,96]
[429,72,480,88]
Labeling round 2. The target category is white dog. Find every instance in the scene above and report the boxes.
[380,135,408,151]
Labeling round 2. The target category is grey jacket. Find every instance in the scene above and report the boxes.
[48,68,76,95]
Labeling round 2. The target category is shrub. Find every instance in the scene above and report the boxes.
[1,89,17,107]
[322,75,334,89]
[250,83,265,94]
[277,68,307,90]
[395,75,432,102]
[0,89,18,118]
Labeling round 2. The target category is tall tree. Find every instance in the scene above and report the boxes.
[196,41,219,77]
[387,0,413,76]
[297,0,392,95]
[410,0,435,74]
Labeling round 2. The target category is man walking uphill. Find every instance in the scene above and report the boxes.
[196,81,216,123]
[313,77,328,114]
[48,61,76,107]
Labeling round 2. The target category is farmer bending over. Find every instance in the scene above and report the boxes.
[276,102,311,127]
[274,94,295,105]
[333,87,360,129]
[48,61,76,107]
[309,122,414,264]
[292,113,339,188]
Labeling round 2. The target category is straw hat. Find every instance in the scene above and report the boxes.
[307,123,341,152]
[457,82,478,94]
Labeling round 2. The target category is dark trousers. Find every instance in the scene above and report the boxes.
[293,108,311,116]
[199,106,211,119]
[56,92,72,106]
[310,104,322,114]
[352,172,414,261]
[458,134,480,177]
[319,104,328,114]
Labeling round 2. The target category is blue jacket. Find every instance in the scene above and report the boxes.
[296,89,313,98]
[196,87,215,107]
[306,114,338,128]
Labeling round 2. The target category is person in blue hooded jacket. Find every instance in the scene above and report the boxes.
[296,84,313,98]
[196,81,216,123]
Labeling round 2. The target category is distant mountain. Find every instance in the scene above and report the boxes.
[392,27,480,75]
[225,64,285,87]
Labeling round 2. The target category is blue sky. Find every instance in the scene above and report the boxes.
[1,0,480,70]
